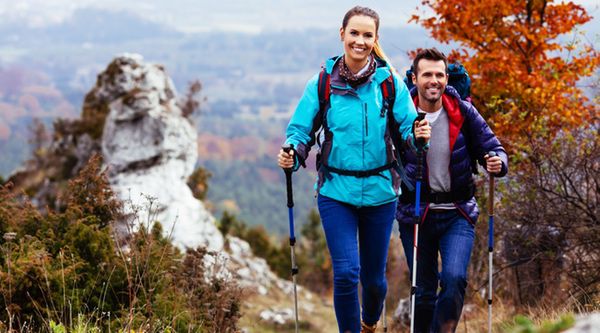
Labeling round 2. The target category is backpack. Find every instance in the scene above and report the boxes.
[316,61,413,190]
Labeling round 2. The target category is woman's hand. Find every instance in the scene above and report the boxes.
[278,149,295,169]
[414,119,431,144]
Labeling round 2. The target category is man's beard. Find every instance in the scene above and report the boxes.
[423,94,442,104]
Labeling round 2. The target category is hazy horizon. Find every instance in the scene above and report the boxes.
[1,0,598,34]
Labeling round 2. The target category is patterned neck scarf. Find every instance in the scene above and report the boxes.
[338,54,376,87]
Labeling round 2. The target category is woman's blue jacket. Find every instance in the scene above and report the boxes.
[285,56,417,207]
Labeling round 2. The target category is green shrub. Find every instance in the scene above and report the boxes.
[506,314,575,333]
[0,155,242,332]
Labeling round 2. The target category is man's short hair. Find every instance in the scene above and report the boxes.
[412,48,448,75]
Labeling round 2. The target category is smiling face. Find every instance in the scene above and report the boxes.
[340,15,378,73]
[412,59,448,111]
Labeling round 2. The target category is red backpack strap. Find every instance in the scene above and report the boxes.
[318,68,331,112]
[315,68,332,176]
[380,74,395,110]
[316,68,331,142]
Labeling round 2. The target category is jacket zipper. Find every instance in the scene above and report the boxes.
[361,101,366,169]
[364,103,368,137]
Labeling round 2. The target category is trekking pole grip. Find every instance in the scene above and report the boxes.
[487,151,497,166]
[282,144,294,208]
[415,112,426,181]
[415,111,427,148]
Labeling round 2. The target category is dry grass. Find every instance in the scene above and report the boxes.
[239,286,337,333]
[258,291,595,333]
[238,231,598,333]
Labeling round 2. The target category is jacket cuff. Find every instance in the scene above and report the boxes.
[409,134,429,152]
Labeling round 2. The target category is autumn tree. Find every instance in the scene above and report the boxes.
[412,0,599,151]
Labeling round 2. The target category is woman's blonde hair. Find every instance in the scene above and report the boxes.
[373,41,396,74]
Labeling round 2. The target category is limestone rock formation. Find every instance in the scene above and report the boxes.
[95,56,317,324]
[97,54,223,251]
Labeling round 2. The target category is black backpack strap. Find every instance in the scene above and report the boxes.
[380,75,396,114]
[382,74,414,192]
[458,101,480,175]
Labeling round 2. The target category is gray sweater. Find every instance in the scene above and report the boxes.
[421,107,455,210]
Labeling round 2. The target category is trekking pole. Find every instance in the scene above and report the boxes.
[410,111,426,333]
[282,144,299,333]
[382,300,387,332]
[487,151,497,333]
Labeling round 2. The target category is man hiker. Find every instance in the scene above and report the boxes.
[396,48,508,333]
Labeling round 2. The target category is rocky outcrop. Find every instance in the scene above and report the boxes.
[96,54,223,251]
[94,55,319,328]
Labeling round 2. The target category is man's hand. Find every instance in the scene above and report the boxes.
[485,153,502,174]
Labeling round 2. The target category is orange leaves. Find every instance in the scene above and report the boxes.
[415,0,599,152]
[544,2,591,35]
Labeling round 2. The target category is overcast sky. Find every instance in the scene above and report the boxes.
[0,0,598,34]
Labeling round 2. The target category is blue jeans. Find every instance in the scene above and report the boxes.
[398,210,475,333]
[318,194,396,333]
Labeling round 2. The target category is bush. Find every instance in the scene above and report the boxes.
[501,127,600,308]
[0,155,242,332]
[187,167,212,201]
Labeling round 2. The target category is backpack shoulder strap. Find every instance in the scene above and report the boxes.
[315,67,332,172]
[317,68,331,113]
[458,100,480,174]
[382,74,414,191]
[380,74,396,112]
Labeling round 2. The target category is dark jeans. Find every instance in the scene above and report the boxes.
[318,194,396,333]
[399,210,475,333]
